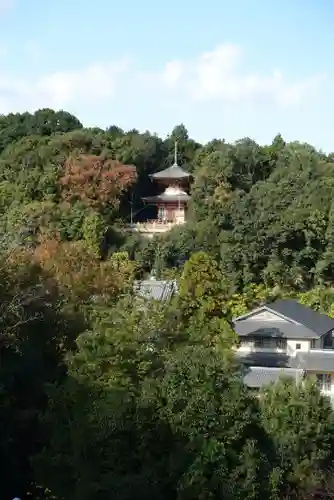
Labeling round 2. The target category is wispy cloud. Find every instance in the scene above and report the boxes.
[0,57,131,113]
[159,44,326,108]
[0,43,326,116]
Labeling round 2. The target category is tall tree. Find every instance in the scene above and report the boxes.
[59,154,137,214]
[178,251,230,319]
[260,377,334,498]
[159,345,273,500]
[0,255,81,498]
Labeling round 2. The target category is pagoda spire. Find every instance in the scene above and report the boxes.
[173,141,178,166]
[150,140,191,180]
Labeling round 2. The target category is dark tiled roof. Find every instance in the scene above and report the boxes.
[237,347,334,373]
[134,279,177,302]
[243,366,304,389]
[236,351,291,368]
[292,350,334,372]
[142,193,190,203]
[151,163,191,180]
[269,299,334,336]
[234,321,318,339]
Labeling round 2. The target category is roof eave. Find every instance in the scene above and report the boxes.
[150,174,191,180]
[233,304,298,324]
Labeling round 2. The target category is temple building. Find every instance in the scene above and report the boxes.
[128,143,192,238]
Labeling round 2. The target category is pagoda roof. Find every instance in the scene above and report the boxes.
[142,193,190,203]
[150,163,191,180]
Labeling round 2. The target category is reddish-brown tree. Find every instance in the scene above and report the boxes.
[31,238,134,303]
[59,154,137,211]
[8,236,135,305]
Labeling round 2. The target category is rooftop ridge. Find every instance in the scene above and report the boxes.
[248,366,303,372]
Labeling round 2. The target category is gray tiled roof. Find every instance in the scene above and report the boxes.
[243,366,304,389]
[234,321,319,339]
[292,350,334,372]
[151,163,191,180]
[134,279,177,302]
[269,299,334,336]
[142,193,190,203]
[236,351,291,368]
[237,348,334,373]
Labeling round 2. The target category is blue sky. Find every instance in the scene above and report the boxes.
[0,0,334,151]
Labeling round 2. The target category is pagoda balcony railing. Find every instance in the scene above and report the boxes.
[127,219,186,234]
[134,218,185,225]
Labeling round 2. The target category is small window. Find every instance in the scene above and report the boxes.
[276,338,287,349]
[311,339,316,349]
[296,343,301,350]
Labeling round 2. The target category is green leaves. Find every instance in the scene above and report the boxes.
[260,378,334,496]
[3,108,334,500]
[178,251,229,319]
[159,345,270,500]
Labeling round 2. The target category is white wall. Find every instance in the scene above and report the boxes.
[287,339,310,356]
[237,345,286,354]
[237,338,310,356]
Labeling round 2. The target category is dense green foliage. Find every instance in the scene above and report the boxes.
[2,109,334,292]
[2,109,334,499]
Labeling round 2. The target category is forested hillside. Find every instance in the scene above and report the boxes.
[2,108,334,499]
[2,108,334,292]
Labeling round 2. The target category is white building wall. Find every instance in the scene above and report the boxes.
[237,345,286,354]
[287,339,310,356]
[237,338,310,356]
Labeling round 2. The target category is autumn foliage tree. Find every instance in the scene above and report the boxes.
[10,237,134,306]
[59,154,137,213]
[33,238,134,304]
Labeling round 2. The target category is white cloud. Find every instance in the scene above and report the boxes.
[36,59,129,107]
[0,58,130,113]
[162,60,185,89]
[0,43,326,117]
[159,44,326,108]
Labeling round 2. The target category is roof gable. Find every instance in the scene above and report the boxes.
[234,299,334,337]
[234,305,296,324]
[269,299,334,336]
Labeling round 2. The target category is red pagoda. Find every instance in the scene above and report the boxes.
[127,143,192,238]
[142,143,191,226]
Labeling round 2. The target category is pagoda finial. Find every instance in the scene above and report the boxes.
[174,141,178,166]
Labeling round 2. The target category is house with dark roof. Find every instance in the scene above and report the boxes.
[233,299,334,395]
